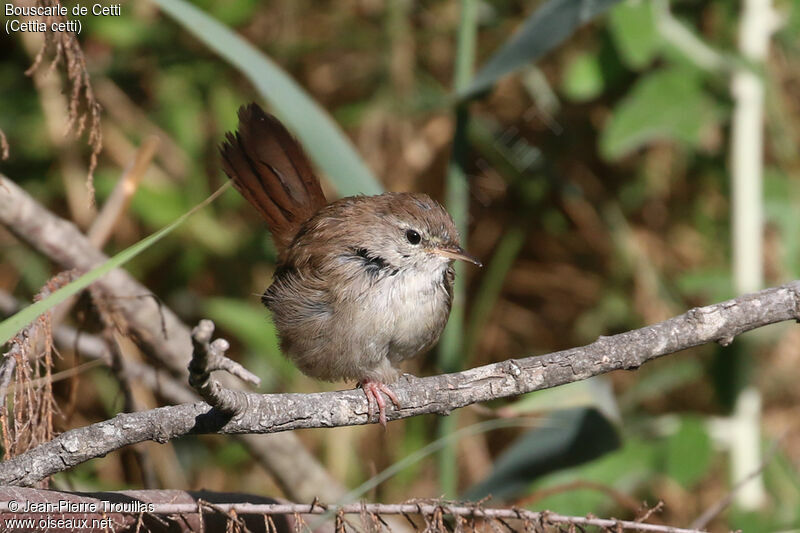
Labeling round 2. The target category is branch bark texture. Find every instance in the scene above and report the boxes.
[0,174,346,502]
[1,279,798,486]
[0,174,190,374]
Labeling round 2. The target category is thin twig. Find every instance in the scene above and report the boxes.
[0,173,192,375]
[515,481,645,515]
[652,0,732,73]
[188,320,260,413]
[0,500,705,533]
[87,136,159,247]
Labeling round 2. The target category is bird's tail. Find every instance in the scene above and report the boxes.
[220,103,327,253]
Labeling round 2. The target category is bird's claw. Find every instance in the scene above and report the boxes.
[360,379,400,428]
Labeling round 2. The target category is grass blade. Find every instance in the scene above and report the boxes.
[0,184,229,346]
[150,0,382,197]
[464,226,526,364]
[436,0,479,498]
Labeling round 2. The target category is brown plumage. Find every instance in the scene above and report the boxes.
[220,103,327,253]
[220,103,481,425]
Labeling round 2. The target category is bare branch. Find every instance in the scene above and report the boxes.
[86,136,158,247]
[2,293,195,406]
[1,279,799,486]
[0,173,192,375]
[0,488,706,533]
[0,487,300,533]
[0,289,345,503]
[188,319,260,412]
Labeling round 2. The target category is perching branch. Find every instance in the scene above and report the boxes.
[0,173,347,503]
[0,279,799,486]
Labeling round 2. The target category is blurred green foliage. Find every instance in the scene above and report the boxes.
[1,0,800,530]
[601,66,721,159]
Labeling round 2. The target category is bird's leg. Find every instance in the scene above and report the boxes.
[359,379,400,427]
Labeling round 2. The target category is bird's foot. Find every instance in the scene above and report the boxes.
[359,379,400,428]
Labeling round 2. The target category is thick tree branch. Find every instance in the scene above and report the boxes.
[0,174,189,374]
[0,175,346,502]
[0,280,798,486]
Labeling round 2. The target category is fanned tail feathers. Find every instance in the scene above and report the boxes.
[220,103,327,252]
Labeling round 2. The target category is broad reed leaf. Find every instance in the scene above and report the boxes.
[462,0,621,99]
[151,0,382,197]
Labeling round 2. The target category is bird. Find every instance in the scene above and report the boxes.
[220,103,481,426]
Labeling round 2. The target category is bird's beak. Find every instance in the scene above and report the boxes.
[433,246,483,267]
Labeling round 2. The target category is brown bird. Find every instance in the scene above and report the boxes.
[220,103,481,426]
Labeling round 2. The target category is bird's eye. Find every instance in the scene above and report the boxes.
[405,229,421,245]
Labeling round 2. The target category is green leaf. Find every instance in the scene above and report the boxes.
[462,0,622,99]
[215,441,252,469]
[150,0,382,197]
[664,417,712,488]
[201,0,260,27]
[127,182,241,255]
[574,289,631,342]
[608,0,660,70]
[155,69,206,156]
[562,52,605,101]
[462,408,620,502]
[0,185,228,346]
[527,437,657,516]
[600,67,718,159]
